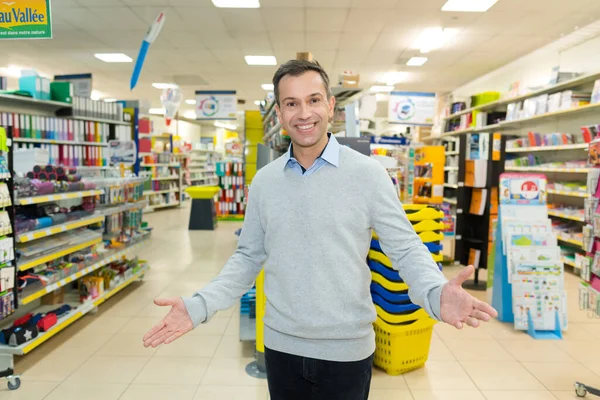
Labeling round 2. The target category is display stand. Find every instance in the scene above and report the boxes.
[491,173,566,339]
[185,186,220,230]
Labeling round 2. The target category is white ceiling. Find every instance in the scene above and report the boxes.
[2,0,600,113]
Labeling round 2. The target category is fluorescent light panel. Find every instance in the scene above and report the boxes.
[407,57,428,66]
[185,99,196,105]
[91,90,101,101]
[262,83,274,91]
[214,121,237,130]
[103,98,117,103]
[152,82,178,89]
[94,53,132,63]
[254,100,263,106]
[412,27,457,53]
[149,108,164,115]
[245,56,277,65]
[370,85,394,93]
[379,71,408,86]
[212,0,259,8]
[441,0,498,12]
[184,110,197,119]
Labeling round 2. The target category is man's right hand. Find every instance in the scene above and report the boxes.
[142,297,193,348]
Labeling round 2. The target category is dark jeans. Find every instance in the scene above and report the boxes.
[264,347,374,400]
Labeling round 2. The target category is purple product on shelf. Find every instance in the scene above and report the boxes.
[55,166,65,177]
[33,165,43,174]
[33,180,55,195]
[15,218,36,234]
[48,173,57,181]
[38,172,48,181]
[26,172,35,180]
[44,165,54,174]
[82,181,96,190]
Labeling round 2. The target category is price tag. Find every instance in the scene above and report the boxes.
[59,194,68,200]
[457,209,463,214]
[47,283,57,292]
[25,234,34,241]
[61,225,67,232]
[45,229,52,236]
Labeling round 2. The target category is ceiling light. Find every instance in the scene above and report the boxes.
[441,0,498,12]
[212,0,260,8]
[149,108,165,115]
[0,65,22,77]
[262,83,274,91]
[407,57,428,66]
[412,27,457,53]
[254,100,263,106]
[103,98,117,103]
[370,85,394,93]
[152,82,178,89]
[185,99,196,105]
[379,71,408,86]
[245,56,277,66]
[184,110,196,119]
[214,121,238,130]
[91,90,101,101]
[94,53,132,63]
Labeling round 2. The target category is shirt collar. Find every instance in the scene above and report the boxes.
[284,132,340,169]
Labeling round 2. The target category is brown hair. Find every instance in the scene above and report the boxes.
[272,59,332,106]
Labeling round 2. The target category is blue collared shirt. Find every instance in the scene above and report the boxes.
[283,133,340,176]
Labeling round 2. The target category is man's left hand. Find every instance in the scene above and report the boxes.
[440,265,498,329]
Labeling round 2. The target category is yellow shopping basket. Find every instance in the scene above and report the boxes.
[371,271,408,292]
[403,205,444,221]
[373,316,436,375]
[374,304,429,323]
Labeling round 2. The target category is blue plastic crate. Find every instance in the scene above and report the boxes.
[372,293,421,314]
[368,259,403,283]
[370,282,411,304]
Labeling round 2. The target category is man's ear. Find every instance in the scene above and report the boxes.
[275,103,282,124]
[328,95,336,120]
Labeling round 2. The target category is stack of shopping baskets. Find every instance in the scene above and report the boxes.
[369,204,445,375]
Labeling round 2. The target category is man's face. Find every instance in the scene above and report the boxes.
[275,71,335,149]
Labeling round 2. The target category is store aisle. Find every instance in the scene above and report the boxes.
[2,206,600,400]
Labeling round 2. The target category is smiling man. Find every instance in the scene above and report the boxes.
[143,59,497,400]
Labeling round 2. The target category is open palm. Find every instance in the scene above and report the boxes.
[142,297,193,348]
[440,265,498,329]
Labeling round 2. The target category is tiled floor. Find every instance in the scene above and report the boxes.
[1,205,599,399]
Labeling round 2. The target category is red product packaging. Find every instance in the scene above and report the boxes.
[37,313,57,332]
[14,313,33,327]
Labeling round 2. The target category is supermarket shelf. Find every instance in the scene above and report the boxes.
[138,152,153,157]
[499,101,600,129]
[547,189,589,198]
[97,200,148,216]
[140,163,180,168]
[18,237,103,271]
[68,116,131,126]
[441,123,502,137]
[505,143,588,153]
[444,183,459,189]
[13,138,108,147]
[562,258,579,269]
[0,93,71,112]
[20,239,149,304]
[444,166,459,171]
[151,176,179,181]
[419,136,438,142]
[0,264,149,355]
[443,197,458,205]
[143,188,178,195]
[558,236,584,248]
[262,101,276,129]
[443,72,600,120]
[263,123,281,142]
[548,210,585,222]
[17,189,104,205]
[504,166,589,173]
[446,151,460,156]
[150,202,180,209]
[16,215,105,243]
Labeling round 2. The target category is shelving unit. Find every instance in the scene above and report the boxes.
[188,148,221,188]
[16,189,104,205]
[139,158,182,211]
[16,215,105,243]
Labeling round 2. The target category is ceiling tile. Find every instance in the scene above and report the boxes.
[396,0,445,10]
[171,7,228,32]
[351,0,398,7]
[202,33,240,50]
[306,0,352,7]
[185,50,219,63]
[306,9,349,32]
[229,32,273,52]
[364,49,399,65]
[260,0,306,6]
[335,49,370,65]
[305,32,342,50]
[89,7,148,30]
[338,32,378,50]
[219,9,266,32]
[373,32,414,51]
[343,9,391,33]
[161,31,207,49]
[55,0,80,7]
[261,9,304,31]
[269,33,305,51]
[129,6,184,27]
[76,0,123,5]
[309,50,337,66]
[212,49,247,65]
[58,7,111,30]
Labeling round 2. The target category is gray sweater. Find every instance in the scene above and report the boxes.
[183,145,448,362]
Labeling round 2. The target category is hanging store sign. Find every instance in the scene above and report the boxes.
[388,91,435,125]
[0,0,52,39]
[195,90,237,121]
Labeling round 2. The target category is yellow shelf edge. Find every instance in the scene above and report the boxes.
[557,236,583,247]
[19,237,103,271]
[22,312,84,354]
[17,190,104,206]
[17,215,105,243]
[547,189,589,198]
[548,211,585,222]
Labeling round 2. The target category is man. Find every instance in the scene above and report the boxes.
[143,60,497,400]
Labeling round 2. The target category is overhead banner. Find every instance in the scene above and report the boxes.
[0,0,52,39]
[388,91,435,125]
[195,90,237,121]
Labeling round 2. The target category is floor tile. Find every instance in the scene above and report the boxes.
[201,358,268,387]
[460,361,545,390]
[154,334,222,358]
[410,390,485,400]
[77,316,131,335]
[225,314,241,336]
[367,389,414,399]
[433,323,494,341]
[522,362,600,391]
[193,386,269,400]
[499,339,575,363]
[120,384,198,400]
[193,318,231,336]
[66,355,150,384]
[214,335,256,359]
[21,348,90,382]
[44,382,127,400]
[0,381,58,400]
[427,335,456,361]
[555,340,599,364]
[97,333,158,357]
[120,316,165,335]
[553,389,599,399]
[481,390,557,400]
[442,338,514,362]
[134,357,211,385]
[370,368,409,389]
[404,361,477,390]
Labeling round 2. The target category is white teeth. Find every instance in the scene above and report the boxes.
[298,124,315,130]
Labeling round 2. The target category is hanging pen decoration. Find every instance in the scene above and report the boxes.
[130,11,166,90]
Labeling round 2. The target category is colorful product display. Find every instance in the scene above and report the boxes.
[216,161,246,217]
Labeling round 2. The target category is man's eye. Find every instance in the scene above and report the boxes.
[287,102,296,107]
[310,98,320,104]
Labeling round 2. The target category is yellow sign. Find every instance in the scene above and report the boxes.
[0,0,52,39]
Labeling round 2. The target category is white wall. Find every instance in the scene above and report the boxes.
[150,115,201,144]
[452,24,600,99]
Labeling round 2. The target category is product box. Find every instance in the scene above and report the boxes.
[41,287,64,305]
[50,82,73,104]
[296,52,313,61]
[41,77,51,100]
[341,72,360,88]
[19,76,43,99]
